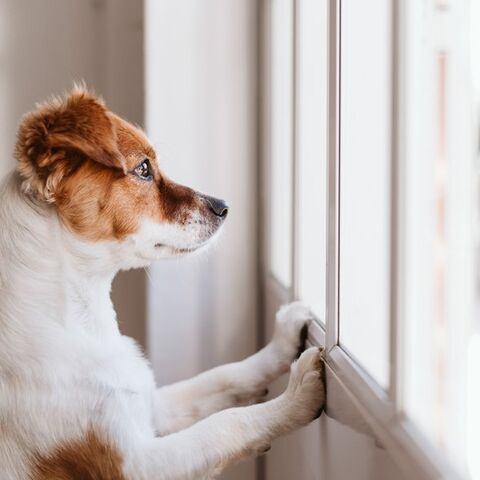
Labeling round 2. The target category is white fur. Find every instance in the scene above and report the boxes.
[132,215,222,261]
[0,171,325,480]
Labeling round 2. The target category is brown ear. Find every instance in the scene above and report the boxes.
[15,86,126,202]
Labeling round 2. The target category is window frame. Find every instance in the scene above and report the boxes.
[261,1,465,478]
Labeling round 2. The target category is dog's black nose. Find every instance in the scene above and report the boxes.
[200,194,229,218]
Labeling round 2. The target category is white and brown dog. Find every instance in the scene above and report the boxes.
[0,87,325,480]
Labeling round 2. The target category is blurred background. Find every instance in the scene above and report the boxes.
[0,1,479,479]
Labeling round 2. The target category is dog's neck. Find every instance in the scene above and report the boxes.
[0,172,123,338]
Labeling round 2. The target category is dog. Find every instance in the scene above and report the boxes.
[0,87,325,480]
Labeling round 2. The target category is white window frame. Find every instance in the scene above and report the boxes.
[261,1,465,478]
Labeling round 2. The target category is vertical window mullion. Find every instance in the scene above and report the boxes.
[325,0,341,352]
[291,0,299,301]
[390,0,405,413]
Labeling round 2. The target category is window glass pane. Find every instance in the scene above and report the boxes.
[338,0,392,388]
[269,0,293,287]
[296,0,328,322]
[403,1,479,474]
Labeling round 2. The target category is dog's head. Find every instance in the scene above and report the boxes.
[14,87,228,261]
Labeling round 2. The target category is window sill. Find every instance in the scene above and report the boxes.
[307,319,462,480]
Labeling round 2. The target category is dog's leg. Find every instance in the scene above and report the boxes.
[129,347,324,480]
[153,302,313,435]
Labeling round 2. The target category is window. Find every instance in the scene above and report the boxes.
[338,0,392,387]
[269,0,294,288]
[263,0,479,478]
[296,0,328,323]
[268,0,328,320]
[402,0,480,474]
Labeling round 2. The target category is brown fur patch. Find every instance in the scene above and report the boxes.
[53,154,200,241]
[15,86,125,202]
[31,429,125,480]
[15,86,209,242]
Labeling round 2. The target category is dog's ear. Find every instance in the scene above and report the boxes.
[15,86,126,202]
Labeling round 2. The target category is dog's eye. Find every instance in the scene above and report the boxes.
[134,159,153,181]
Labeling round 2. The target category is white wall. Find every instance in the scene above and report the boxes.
[0,0,98,177]
[145,2,259,480]
[0,0,146,345]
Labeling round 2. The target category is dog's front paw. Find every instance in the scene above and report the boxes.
[283,347,325,426]
[271,302,314,365]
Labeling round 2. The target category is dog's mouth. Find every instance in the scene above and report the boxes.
[151,220,223,256]
[154,243,200,254]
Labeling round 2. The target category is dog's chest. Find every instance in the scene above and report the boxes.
[83,334,155,395]
[17,331,157,438]
[79,336,157,432]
